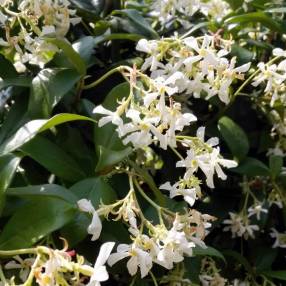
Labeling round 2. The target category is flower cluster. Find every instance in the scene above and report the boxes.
[108,211,214,278]
[94,66,197,150]
[78,184,215,278]
[223,212,259,240]
[0,0,80,71]
[136,35,250,104]
[160,127,237,209]
[150,0,231,26]
[3,242,114,286]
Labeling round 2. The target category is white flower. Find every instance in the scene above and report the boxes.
[5,256,35,282]
[77,199,102,241]
[93,105,124,129]
[108,243,153,278]
[273,48,286,57]
[223,212,259,239]
[87,242,115,286]
[160,181,197,206]
[270,228,286,248]
[247,203,268,220]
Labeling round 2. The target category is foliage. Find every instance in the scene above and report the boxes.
[0,0,286,285]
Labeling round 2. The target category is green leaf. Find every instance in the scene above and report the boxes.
[0,54,17,79]
[28,68,81,118]
[269,155,283,179]
[112,9,158,39]
[73,36,96,66]
[0,76,32,90]
[222,250,254,275]
[261,270,286,281]
[0,95,28,145]
[0,113,96,156]
[231,44,253,64]
[94,82,132,172]
[0,198,76,249]
[0,154,21,214]
[218,116,249,160]
[70,177,116,208]
[231,157,270,176]
[21,136,86,182]
[7,184,77,204]
[193,246,226,262]
[46,38,86,75]
[102,82,130,110]
[95,145,132,173]
[225,12,286,33]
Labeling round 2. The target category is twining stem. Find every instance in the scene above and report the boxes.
[0,248,37,257]
[272,181,286,207]
[149,271,159,286]
[134,177,162,212]
[170,146,184,160]
[83,66,132,90]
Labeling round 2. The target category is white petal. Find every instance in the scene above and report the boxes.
[77,199,95,213]
[95,242,115,268]
[107,252,129,267]
[88,211,102,241]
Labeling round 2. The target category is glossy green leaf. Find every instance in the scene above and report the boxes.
[0,113,96,156]
[261,270,286,281]
[0,154,21,214]
[218,116,249,160]
[231,157,270,176]
[112,9,158,39]
[7,184,77,204]
[0,76,31,90]
[0,55,17,79]
[225,12,286,33]
[46,38,86,75]
[70,177,117,207]
[0,198,76,249]
[21,136,86,182]
[193,246,226,262]
[269,155,283,179]
[95,145,132,173]
[28,68,81,118]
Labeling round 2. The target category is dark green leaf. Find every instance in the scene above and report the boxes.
[112,9,158,39]
[0,76,31,90]
[261,271,286,281]
[0,55,17,79]
[269,155,283,179]
[21,136,86,182]
[28,68,81,118]
[218,116,249,160]
[193,246,226,262]
[231,157,270,176]
[46,38,86,75]
[95,145,132,172]
[70,177,116,208]
[7,184,77,204]
[0,154,21,214]
[0,198,76,249]
[0,113,96,156]
[225,12,286,33]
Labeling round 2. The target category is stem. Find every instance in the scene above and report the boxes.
[134,177,162,212]
[149,271,159,286]
[272,181,286,206]
[0,248,37,257]
[0,264,6,285]
[83,66,129,90]
[23,254,41,286]
[170,146,184,160]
